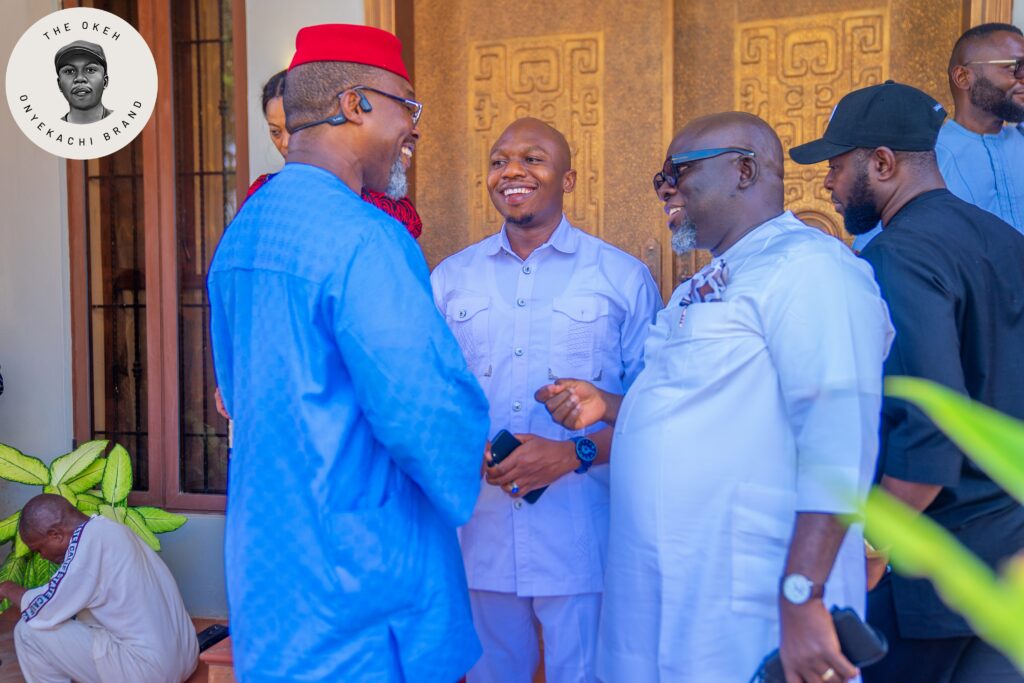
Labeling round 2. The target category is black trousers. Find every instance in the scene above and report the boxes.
[863,575,1023,683]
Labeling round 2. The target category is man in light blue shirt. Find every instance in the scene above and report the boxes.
[853,23,1024,251]
[431,118,660,683]
[208,25,488,683]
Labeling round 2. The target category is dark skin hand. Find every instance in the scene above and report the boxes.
[0,581,26,607]
[534,378,623,430]
[484,428,614,497]
[779,513,858,683]
[865,475,943,590]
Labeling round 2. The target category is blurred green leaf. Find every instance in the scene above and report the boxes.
[75,493,104,514]
[886,377,1024,502]
[0,511,20,545]
[0,444,49,486]
[43,483,79,507]
[48,440,108,487]
[125,508,161,551]
[64,458,107,494]
[98,504,127,524]
[133,506,187,534]
[13,532,30,558]
[25,553,56,589]
[101,445,133,505]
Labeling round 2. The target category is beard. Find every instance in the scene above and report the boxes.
[385,155,408,199]
[670,216,698,255]
[842,168,882,236]
[505,213,535,226]
[969,75,1024,124]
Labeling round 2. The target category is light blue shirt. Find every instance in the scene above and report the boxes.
[431,217,661,596]
[853,121,1024,251]
[208,163,489,683]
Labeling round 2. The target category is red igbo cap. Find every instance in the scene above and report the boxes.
[288,24,409,82]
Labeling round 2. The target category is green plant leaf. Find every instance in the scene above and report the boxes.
[863,488,1024,669]
[133,506,187,534]
[101,445,133,505]
[13,532,30,558]
[0,511,20,544]
[75,493,104,514]
[48,440,108,487]
[98,504,127,524]
[64,458,107,494]
[0,443,49,486]
[0,551,29,585]
[43,483,79,507]
[25,553,56,589]
[124,508,161,551]
[886,377,1024,503]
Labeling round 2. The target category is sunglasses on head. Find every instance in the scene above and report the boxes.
[652,147,756,194]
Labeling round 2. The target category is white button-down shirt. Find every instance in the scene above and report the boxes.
[597,212,894,682]
[431,216,661,596]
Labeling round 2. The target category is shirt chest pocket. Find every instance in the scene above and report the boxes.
[549,296,610,382]
[446,296,491,380]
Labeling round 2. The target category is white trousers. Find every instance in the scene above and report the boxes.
[14,619,102,683]
[467,590,601,683]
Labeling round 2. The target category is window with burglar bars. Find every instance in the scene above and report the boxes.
[70,0,247,511]
[172,0,235,495]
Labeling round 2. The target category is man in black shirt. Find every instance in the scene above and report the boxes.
[792,81,1024,682]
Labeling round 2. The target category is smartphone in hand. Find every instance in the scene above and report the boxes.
[488,430,548,504]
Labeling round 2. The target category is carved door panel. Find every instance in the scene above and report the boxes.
[673,0,965,281]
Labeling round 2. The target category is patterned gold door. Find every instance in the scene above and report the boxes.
[413,0,970,299]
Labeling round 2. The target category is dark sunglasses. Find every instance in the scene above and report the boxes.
[652,147,756,194]
[963,58,1024,80]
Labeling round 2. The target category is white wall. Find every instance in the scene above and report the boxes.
[0,0,71,511]
[245,0,364,183]
[1014,1,1023,31]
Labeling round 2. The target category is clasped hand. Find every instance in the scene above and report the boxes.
[484,434,578,497]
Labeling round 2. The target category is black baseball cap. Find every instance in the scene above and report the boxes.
[790,81,946,165]
[54,40,107,72]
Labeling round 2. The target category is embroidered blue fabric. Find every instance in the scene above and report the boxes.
[208,163,488,682]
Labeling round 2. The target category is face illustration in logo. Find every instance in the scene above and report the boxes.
[55,40,112,124]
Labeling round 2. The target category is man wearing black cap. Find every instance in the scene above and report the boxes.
[54,40,112,124]
[792,82,1024,683]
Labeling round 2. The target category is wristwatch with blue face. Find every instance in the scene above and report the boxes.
[571,436,598,473]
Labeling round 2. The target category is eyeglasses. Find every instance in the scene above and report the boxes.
[962,58,1024,79]
[352,85,423,125]
[652,147,756,194]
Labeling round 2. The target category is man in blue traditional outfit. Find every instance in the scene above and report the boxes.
[207,24,489,683]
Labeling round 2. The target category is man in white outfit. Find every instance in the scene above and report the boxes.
[432,117,661,682]
[0,494,198,683]
[538,112,894,683]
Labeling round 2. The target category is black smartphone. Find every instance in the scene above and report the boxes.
[488,430,548,504]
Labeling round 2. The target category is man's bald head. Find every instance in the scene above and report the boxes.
[19,494,87,542]
[492,117,573,174]
[675,111,785,183]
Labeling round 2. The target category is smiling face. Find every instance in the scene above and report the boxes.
[57,54,107,113]
[486,118,575,231]
[359,71,419,196]
[824,149,881,235]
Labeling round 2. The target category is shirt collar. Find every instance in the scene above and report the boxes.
[717,210,791,264]
[944,118,1018,141]
[484,214,579,257]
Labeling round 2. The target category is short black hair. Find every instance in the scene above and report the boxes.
[951,23,1023,68]
[283,62,382,133]
[261,70,287,114]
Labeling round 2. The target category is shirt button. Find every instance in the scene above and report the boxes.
[522,265,532,275]
[516,298,526,307]
[512,401,522,411]
[514,347,524,357]
[457,309,467,319]
[514,500,523,510]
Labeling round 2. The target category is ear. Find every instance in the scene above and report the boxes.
[950,65,972,93]
[562,169,577,194]
[736,155,759,189]
[334,90,366,125]
[103,74,109,89]
[870,147,898,181]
